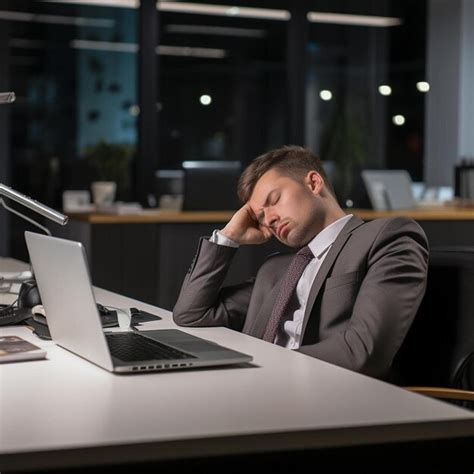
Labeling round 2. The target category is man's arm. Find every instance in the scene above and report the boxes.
[172,204,272,330]
[172,238,255,330]
[297,218,429,378]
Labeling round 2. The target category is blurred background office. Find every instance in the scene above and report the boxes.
[1,0,473,265]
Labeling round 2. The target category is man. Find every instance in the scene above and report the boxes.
[173,145,429,379]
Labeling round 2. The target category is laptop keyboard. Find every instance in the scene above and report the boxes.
[106,332,196,362]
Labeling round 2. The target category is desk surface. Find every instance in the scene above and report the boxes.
[68,206,474,224]
[1,288,474,471]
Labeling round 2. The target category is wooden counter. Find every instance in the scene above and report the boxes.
[68,206,474,224]
[69,210,237,224]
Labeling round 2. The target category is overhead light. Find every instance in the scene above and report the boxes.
[0,9,114,27]
[158,2,290,21]
[416,81,430,93]
[71,39,138,52]
[378,85,392,96]
[41,0,137,7]
[165,24,266,38]
[200,94,212,106]
[392,115,405,126]
[319,90,333,101]
[157,45,226,58]
[70,39,227,58]
[307,12,402,27]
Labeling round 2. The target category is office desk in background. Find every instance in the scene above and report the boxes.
[1,286,474,472]
[55,207,474,310]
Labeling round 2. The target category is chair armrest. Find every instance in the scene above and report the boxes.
[404,386,474,402]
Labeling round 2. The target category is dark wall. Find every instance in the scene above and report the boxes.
[0,21,11,257]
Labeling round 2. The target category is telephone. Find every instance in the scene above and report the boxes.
[18,279,42,308]
[0,304,32,326]
[0,279,42,326]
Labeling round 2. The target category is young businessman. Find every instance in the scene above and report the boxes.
[173,145,429,379]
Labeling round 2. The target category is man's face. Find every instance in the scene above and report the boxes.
[248,168,323,247]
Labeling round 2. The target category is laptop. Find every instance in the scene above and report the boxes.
[361,170,416,211]
[24,231,252,374]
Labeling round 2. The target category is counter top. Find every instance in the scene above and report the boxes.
[67,206,474,224]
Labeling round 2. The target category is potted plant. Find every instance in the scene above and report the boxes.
[83,140,134,205]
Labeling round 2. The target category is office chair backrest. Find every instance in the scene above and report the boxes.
[393,247,474,391]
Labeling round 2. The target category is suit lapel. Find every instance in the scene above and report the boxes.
[301,215,365,336]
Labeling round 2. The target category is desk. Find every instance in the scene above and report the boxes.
[1,287,474,471]
[0,257,30,273]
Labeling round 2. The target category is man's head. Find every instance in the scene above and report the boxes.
[238,145,342,247]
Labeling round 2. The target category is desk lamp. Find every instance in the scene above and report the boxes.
[0,91,68,235]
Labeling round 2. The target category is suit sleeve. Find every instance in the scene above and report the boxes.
[172,238,254,331]
[297,218,429,378]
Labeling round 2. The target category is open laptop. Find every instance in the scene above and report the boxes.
[361,170,416,211]
[24,231,252,374]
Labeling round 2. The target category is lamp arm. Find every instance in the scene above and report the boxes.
[0,92,68,231]
[0,184,68,226]
[0,198,52,236]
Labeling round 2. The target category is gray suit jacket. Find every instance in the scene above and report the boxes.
[173,216,429,378]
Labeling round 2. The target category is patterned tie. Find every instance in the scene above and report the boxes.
[263,245,314,343]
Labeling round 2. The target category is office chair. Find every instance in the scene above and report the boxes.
[392,247,474,408]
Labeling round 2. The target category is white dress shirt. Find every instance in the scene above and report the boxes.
[209,214,353,349]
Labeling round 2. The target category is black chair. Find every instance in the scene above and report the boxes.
[392,247,474,408]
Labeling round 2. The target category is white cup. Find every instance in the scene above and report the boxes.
[91,181,116,207]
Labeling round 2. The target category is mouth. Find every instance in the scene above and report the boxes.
[276,222,289,239]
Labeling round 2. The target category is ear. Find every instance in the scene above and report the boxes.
[305,171,324,196]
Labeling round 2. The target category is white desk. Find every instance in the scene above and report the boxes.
[1,287,474,471]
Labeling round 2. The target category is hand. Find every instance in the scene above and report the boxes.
[221,204,272,245]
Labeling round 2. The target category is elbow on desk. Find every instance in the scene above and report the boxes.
[172,303,202,327]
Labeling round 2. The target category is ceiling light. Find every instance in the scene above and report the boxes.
[41,0,137,7]
[70,39,227,58]
[307,12,402,27]
[378,85,392,96]
[158,2,290,21]
[416,81,430,92]
[71,39,138,52]
[392,115,405,126]
[200,95,212,106]
[320,90,333,101]
[157,45,226,58]
[0,9,114,27]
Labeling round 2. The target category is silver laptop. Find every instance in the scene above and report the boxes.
[361,170,416,211]
[25,231,252,373]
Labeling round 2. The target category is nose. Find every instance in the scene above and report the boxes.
[263,208,278,228]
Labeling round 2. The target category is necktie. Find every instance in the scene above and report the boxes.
[263,245,314,343]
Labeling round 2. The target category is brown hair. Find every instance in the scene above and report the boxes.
[237,145,335,203]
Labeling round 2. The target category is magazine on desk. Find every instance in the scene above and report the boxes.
[0,335,46,363]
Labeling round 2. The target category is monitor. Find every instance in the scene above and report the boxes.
[181,161,241,211]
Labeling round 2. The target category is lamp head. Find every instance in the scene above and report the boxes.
[0,92,15,104]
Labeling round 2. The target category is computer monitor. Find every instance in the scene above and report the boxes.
[154,170,184,198]
[181,161,241,211]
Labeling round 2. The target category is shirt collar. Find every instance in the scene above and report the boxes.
[307,214,353,259]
